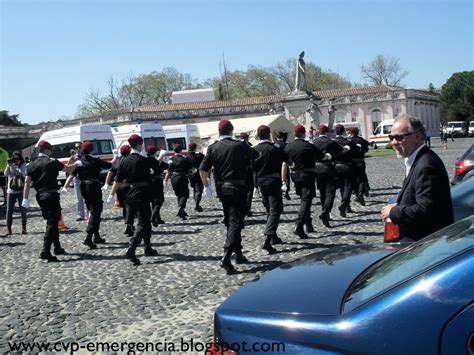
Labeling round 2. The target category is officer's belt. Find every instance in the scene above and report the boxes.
[353,158,365,162]
[315,161,334,166]
[82,178,101,184]
[258,173,280,179]
[217,179,245,185]
[129,181,148,188]
[171,172,187,176]
[291,168,316,173]
[37,188,59,194]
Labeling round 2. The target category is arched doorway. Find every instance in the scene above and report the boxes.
[371,108,383,133]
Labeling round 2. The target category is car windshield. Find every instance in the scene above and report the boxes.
[460,145,474,160]
[343,218,474,313]
[448,123,463,128]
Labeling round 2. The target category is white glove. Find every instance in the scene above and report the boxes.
[342,145,351,153]
[101,183,109,191]
[106,194,115,205]
[356,144,362,148]
[21,198,30,209]
[204,185,213,198]
[323,153,332,161]
[113,149,119,158]
[74,160,83,167]
[281,181,288,192]
[61,186,68,193]
[150,168,154,175]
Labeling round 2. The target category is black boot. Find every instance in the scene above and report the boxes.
[346,205,354,213]
[271,235,283,245]
[40,250,58,262]
[338,206,347,218]
[177,208,187,220]
[262,236,277,254]
[144,238,158,256]
[305,219,315,233]
[53,242,66,255]
[126,239,141,266]
[356,194,366,206]
[235,250,249,264]
[221,249,236,274]
[284,192,291,200]
[319,213,331,228]
[124,225,134,237]
[93,232,106,244]
[294,224,309,239]
[195,205,203,212]
[83,234,97,250]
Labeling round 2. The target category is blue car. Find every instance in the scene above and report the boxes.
[211,216,474,354]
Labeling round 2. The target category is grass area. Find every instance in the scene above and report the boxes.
[366,148,395,158]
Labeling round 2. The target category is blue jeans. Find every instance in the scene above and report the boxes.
[6,192,27,226]
[74,180,85,219]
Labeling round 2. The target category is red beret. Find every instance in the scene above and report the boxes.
[319,125,329,134]
[351,127,360,134]
[218,119,234,134]
[37,140,52,150]
[173,143,182,152]
[146,145,158,156]
[335,124,345,129]
[240,132,249,138]
[257,125,271,138]
[81,141,94,154]
[188,143,197,151]
[128,134,143,146]
[294,124,306,135]
[120,144,131,156]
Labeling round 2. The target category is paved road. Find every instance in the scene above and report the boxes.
[0,138,471,353]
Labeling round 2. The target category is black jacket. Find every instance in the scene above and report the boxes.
[390,146,454,241]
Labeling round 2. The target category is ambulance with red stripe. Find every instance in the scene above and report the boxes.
[33,124,115,183]
[368,119,394,148]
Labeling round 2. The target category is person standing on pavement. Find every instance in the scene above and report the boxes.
[187,143,204,212]
[73,141,112,249]
[199,119,259,274]
[146,145,168,226]
[165,144,192,220]
[240,132,255,217]
[381,115,454,241]
[0,144,8,206]
[253,125,288,254]
[65,142,86,221]
[108,134,158,265]
[347,127,370,206]
[22,140,79,261]
[274,131,291,201]
[4,151,27,236]
[284,124,324,239]
[313,124,342,227]
[333,124,358,217]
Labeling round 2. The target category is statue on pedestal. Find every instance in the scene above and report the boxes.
[294,51,306,92]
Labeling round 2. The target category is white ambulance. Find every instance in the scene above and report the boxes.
[368,119,394,148]
[163,124,202,155]
[111,123,167,155]
[34,124,115,182]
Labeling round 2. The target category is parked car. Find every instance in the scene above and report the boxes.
[210,216,474,354]
[447,121,466,138]
[453,144,474,185]
[469,121,474,137]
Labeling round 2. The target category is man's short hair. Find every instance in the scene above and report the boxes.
[395,114,426,138]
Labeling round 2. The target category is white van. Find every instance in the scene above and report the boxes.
[469,121,474,137]
[111,123,167,155]
[163,124,202,155]
[34,124,115,182]
[447,121,466,138]
[368,119,394,147]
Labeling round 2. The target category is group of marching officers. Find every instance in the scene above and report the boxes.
[21,120,370,273]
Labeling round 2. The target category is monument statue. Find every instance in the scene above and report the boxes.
[294,51,306,92]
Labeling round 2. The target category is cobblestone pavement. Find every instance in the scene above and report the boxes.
[0,138,472,353]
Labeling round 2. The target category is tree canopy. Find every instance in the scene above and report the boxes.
[440,71,474,123]
[0,110,23,126]
[360,54,408,86]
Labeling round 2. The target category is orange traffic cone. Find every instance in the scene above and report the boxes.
[58,213,68,232]
[113,194,121,209]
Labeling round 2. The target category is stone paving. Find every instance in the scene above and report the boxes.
[0,138,471,353]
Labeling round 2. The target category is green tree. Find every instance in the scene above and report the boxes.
[440,71,474,123]
[360,54,409,86]
[0,110,22,126]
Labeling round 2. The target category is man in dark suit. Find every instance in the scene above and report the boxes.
[381,115,453,241]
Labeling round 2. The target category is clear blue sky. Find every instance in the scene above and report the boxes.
[1,0,473,124]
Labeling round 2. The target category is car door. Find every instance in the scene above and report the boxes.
[440,304,474,354]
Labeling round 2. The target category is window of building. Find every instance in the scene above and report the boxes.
[371,109,383,132]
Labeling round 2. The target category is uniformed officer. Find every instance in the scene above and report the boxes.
[108,134,157,266]
[22,140,79,261]
[284,124,324,238]
[240,132,255,217]
[274,131,291,200]
[187,143,204,212]
[347,127,370,205]
[313,124,343,227]
[253,125,288,254]
[74,141,112,249]
[199,119,259,274]
[333,124,359,217]
[146,145,168,226]
[165,144,192,220]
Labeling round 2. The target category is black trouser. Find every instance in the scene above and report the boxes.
[336,171,353,209]
[316,173,337,214]
[171,174,189,210]
[189,172,203,207]
[149,179,164,221]
[126,189,152,251]
[245,172,254,215]
[80,182,103,235]
[117,185,131,222]
[217,182,247,253]
[352,161,368,197]
[36,191,61,253]
[293,179,316,225]
[258,179,283,236]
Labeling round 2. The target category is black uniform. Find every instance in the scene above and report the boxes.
[110,157,133,230]
[253,141,287,250]
[187,151,204,211]
[284,139,324,237]
[168,154,192,219]
[200,138,259,263]
[242,141,255,217]
[333,135,359,216]
[26,155,65,260]
[115,152,156,265]
[75,154,112,246]
[274,138,291,199]
[349,134,370,203]
[147,156,168,226]
[313,135,343,225]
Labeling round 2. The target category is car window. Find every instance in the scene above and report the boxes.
[166,137,186,151]
[374,126,381,135]
[91,140,113,155]
[343,219,474,313]
[383,125,392,134]
[460,145,474,160]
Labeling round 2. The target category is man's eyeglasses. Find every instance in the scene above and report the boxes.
[388,132,414,141]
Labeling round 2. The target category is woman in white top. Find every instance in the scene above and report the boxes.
[4,151,27,236]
